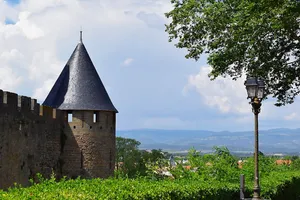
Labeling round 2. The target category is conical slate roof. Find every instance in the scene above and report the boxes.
[43,33,118,112]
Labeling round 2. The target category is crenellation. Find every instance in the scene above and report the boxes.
[0,90,3,106]
[53,108,57,119]
[3,91,7,104]
[18,95,21,107]
[53,108,63,120]
[19,96,32,112]
[0,90,65,189]
[31,99,40,115]
[3,91,18,109]
[40,105,53,118]
[39,105,43,116]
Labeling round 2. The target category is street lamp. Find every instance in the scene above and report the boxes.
[244,77,265,200]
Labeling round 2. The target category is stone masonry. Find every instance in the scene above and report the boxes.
[0,89,116,189]
[61,110,116,179]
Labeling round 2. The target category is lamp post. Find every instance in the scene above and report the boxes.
[244,77,265,200]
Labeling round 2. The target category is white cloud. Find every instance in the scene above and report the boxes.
[122,58,134,66]
[0,49,24,64]
[0,66,23,90]
[0,49,24,90]
[184,66,249,114]
[184,66,300,125]
[136,11,165,29]
[16,11,44,40]
[0,0,171,101]
[284,112,299,121]
[33,78,55,101]
[28,50,63,81]
[1,0,300,131]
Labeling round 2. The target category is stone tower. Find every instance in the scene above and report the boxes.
[43,31,118,178]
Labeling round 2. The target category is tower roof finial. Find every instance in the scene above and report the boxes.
[80,27,83,43]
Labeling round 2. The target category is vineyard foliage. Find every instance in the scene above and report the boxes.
[1,146,300,199]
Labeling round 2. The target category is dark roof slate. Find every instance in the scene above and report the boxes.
[43,39,118,112]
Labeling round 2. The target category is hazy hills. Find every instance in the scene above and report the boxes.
[117,128,300,154]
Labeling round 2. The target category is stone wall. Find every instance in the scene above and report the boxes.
[61,110,116,178]
[0,89,116,189]
[0,90,64,189]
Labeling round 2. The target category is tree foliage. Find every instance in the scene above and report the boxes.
[1,146,300,199]
[115,137,167,177]
[165,0,300,106]
[115,137,144,177]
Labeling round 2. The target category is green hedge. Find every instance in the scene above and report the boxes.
[260,171,300,200]
[0,171,299,200]
[0,178,238,200]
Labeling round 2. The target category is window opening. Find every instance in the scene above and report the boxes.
[93,112,97,123]
[113,114,116,125]
[68,112,73,122]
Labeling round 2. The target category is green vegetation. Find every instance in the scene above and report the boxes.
[165,0,300,106]
[1,143,300,199]
[1,171,300,200]
[115,137,168,178]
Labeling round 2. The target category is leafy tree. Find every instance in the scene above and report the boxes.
[116,137,141,168]
[165,0,300,106]
[115,137,144,177]
[210,146,239,181]
[291,156,300,170]
[186,147,203,167]
[291,155,299,161]
[116,137,168,178]
[141,149,166,166]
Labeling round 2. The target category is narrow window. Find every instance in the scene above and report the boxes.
[68,112,73,122]
[93,112,98,123]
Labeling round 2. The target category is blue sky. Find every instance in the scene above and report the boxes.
[4,0,19,6]
[0,0,300,131]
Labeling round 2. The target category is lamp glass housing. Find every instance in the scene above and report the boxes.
[245,78,258,98]
[257,79,265,99]
[246,86,257,98]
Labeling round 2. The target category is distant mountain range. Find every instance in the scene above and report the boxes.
[116,128,300,155]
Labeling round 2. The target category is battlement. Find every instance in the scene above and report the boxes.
[0,89,66,189]
[0,89,116,189]
[0,89,64,120]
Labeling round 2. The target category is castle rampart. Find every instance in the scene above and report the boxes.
[0,89,116,189]
[0,89,64,189]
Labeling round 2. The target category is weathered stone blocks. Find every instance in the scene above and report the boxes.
[0,91,64,189]
[0,90,116,189]
[61,110,115,179]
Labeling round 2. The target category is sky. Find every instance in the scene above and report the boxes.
[0,0,300,132]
